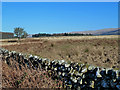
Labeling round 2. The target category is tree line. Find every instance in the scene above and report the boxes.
[32,33,93,37]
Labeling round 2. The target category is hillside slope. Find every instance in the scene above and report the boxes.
[71,28,119,35]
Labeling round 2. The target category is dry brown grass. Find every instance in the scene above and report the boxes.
[0,35,119,46]
[1,35,120,69]
[2,56,63,88]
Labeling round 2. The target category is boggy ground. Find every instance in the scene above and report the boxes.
[2,55,63,88]
[1,35,120,69]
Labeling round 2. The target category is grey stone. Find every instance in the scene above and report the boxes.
[101,79,109,88]
[65,63,70,68]
[116,85,120,90]
[96,67,102,77]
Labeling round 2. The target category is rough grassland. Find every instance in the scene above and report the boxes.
[1,35,120,69]
[2,55,63,88]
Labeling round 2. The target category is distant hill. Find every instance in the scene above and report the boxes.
[70,28,120,35]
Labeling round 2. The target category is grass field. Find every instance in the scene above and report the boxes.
[1,35,120,69]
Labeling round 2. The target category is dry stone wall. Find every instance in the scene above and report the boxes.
[0,48,120,89]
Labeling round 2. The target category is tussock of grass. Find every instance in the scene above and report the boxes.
[84,48,89,53]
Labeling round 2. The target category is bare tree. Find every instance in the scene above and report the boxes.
[22,31,28,38]
[14,27,28,42]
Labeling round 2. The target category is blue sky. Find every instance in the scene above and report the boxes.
[2,2,118,34]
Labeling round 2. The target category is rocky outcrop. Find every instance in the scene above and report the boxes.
[0,48,120,89]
